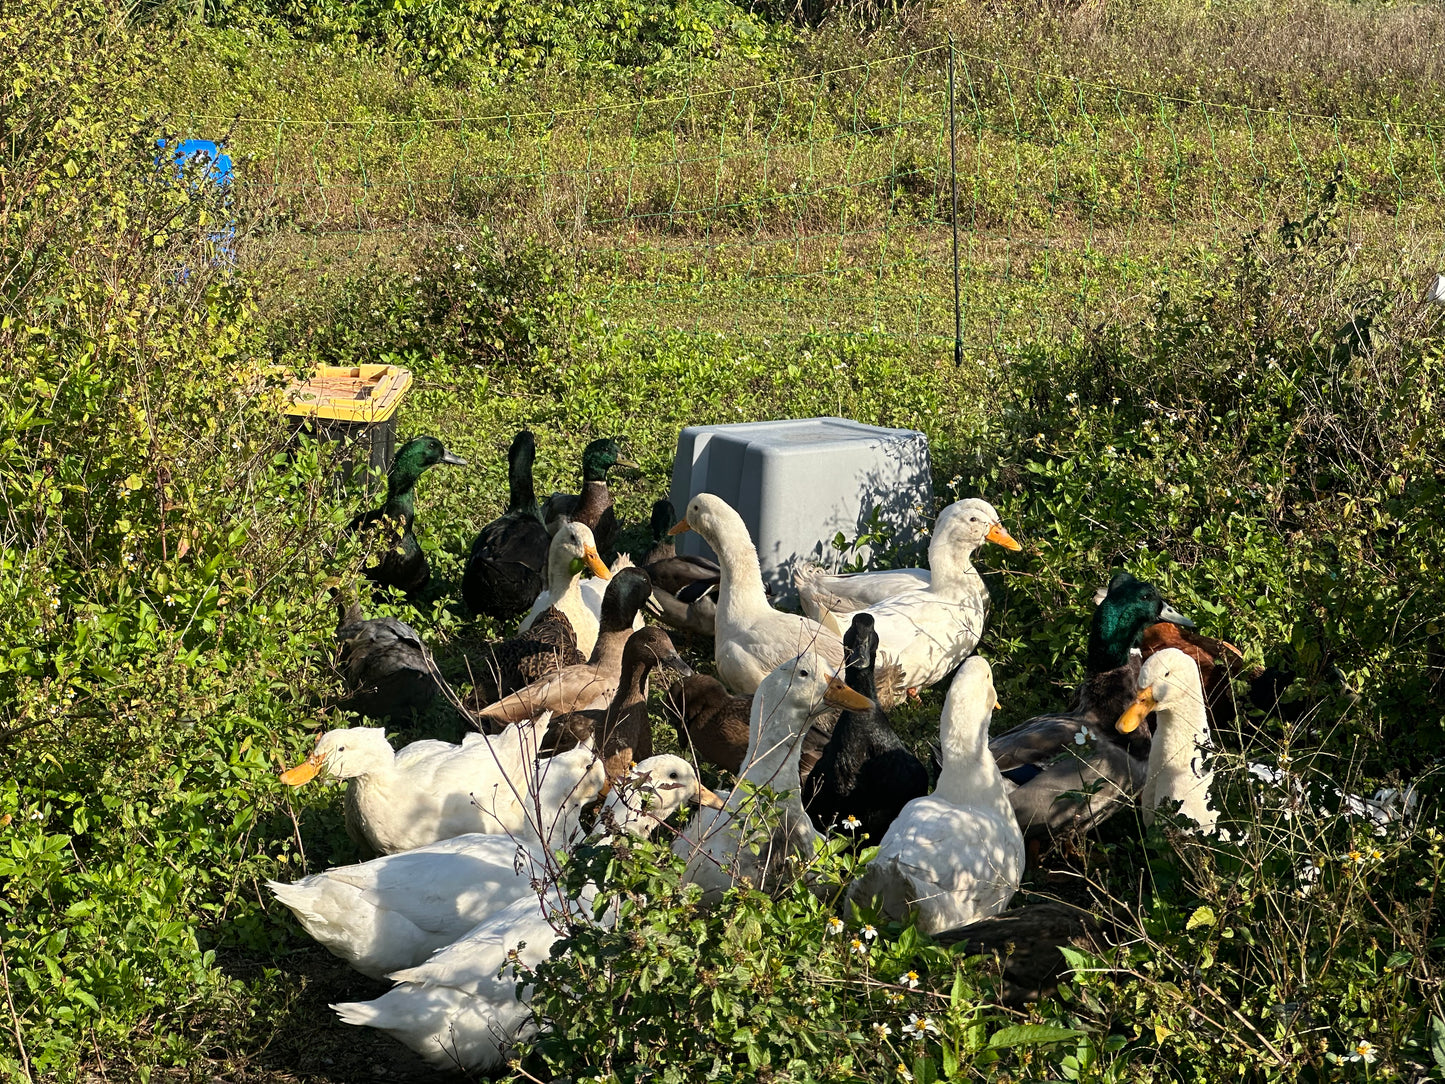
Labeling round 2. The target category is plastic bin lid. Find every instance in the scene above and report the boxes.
[280,364,413,423]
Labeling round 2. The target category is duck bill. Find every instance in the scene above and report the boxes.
[667,517,693,537]
[1158,602,1196,629]
[696,785,726,810]
[585,548,612,579]
[615,455,641,471]
[279,751,324,786]
[439,451,469,467]
[661,652,695,678]
[823,675,873,712]
[1115,688,1159,734]
[985,523,1023,551]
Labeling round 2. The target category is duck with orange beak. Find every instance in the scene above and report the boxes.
[675,650,873,904]
[1115,647,1218,834]
[816,498,1021,696]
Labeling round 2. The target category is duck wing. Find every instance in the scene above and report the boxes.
[462,512,550,619]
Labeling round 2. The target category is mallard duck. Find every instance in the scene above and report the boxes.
[662,674,834,781]
[475,568,654,728]
[989,571,1194,839]
[331,755,722,1071]
[803,614,928,842]
[461,431,551,620]
[818,499,1020,695]
[468,605,586,707]
[517,522,613,656]
[334,601,437,721]
[675,651,871,904]
[540,437,635,555]
[848,656,1023,934]
[545,626,693,783]
[278,718,572,854]
[1115,647,1218,832]
[793,498,1016,624]
[669,493,849,696]
[349,435,467,597]
[266,745,606,979]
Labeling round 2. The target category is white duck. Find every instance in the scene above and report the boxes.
[278,717,576,854]
[675,651,872,904]
[267,746,606,979]
[331,755,722,1072]
[669,493,847,695]
[793,498,1014,622]
[517,521,615,657]
[820,499,1019,695]
[848,656,1023,934]
[1115,647,1218,833]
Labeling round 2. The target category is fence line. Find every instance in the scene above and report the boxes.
[185,45,1445,353]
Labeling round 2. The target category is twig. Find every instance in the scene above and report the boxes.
[0,942,35,1084]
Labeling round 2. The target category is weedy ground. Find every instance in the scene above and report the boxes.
[2,0,1444,1080]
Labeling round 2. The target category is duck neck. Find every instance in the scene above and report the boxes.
[601,665,653,758]
[740,705,808,797]
[709,524,770,622]
[1087,603,1145,673]
[588,623,632,668]
[574,480,611,528]
[934,703,1002,806]
[507,442,539,518]
[1143,677,1216,829]
[927,532,981,596]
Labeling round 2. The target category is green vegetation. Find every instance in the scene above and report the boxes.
[2,0,1444,1078]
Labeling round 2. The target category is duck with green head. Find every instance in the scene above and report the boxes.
[350,435,467,597]
[541,437,635,556]
[987,571,1195,840]
[462,431,551,619]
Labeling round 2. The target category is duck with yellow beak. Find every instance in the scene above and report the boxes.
[675,650,873,904]
[1115,647,1218,833]
[816,498,1021,696]
[516,521,614,657]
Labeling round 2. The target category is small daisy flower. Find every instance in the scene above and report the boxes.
[898,970,919,989]
[1347,1039,1377,1064]
[1278,751,1293,768]
[886,991,906,1004]
[1346,849,1367,866]
[872,1022,892,1040]
[897,1065,913,1082]
[842,814,862,830]
[1369,847,1384,861]
[825,916,845,936]
[861,924,878,942]
[901,1013,940,1039]
[1073,726,1093,746]
[850,938,868,957]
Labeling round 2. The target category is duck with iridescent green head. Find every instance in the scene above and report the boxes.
[541,437,635,556]
[349,435,467,597]
[987,571,1196,840]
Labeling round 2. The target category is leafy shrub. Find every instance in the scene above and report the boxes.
[263,229,568,371]
[1,1,347,1076]
[192,0,777,79]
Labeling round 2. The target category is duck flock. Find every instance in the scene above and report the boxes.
[272,430,1331,1071]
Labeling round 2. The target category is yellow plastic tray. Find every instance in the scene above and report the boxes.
[280,364,413,423]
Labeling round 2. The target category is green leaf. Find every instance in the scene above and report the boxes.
[1186,906,1216,931]
[988,1025,1085,1049]
[1429,1015,1445,1071]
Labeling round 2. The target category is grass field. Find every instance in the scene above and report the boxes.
[4,0,1445,1079]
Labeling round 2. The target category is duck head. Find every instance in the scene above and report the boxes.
[278,727,394,786]
[1087,571,1194,672]
[580,437,637,482]
[934,498,1021,554]
[607,753,727,827]
[667,492,743,547]
[550,521,611,582]
[620,625,695,681]
[1115,647,1205,735]
[756,650,874,726]
[599,567,655,631]
[649,499,677,544]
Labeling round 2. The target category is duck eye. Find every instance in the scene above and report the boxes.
[338,745,346,752]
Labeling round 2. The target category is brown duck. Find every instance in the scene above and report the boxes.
[546,627,693,784]
[663,673,834,782]
[473,568,653,730]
